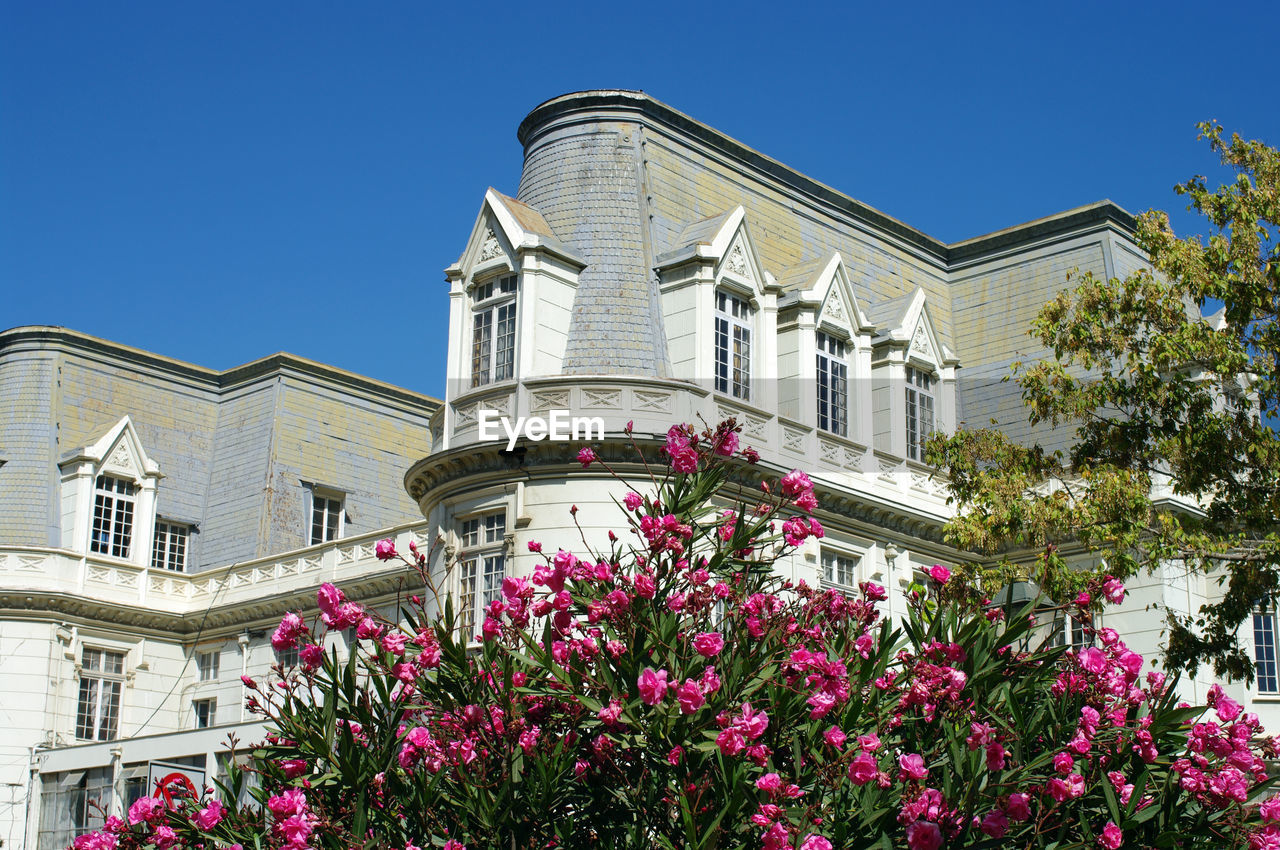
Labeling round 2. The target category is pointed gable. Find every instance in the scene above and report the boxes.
[450,188,583,283]
[777,252,871,336]
[867,288,956,368]
[657,205,772,301]
[61,415,162,481]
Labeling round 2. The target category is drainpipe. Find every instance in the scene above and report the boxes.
[238,633,250,722]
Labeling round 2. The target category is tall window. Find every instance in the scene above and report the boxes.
[151,521,189,571]
[816,332,849,437]
[715,291,752,400]
[905,366,935,462]
[193,698,216,729]
[90,475,135,558]
[310,494,343,546]
[196,650,220,682]
[821,549,860,595]
[459,512,507,639]
[1046,613,1090,649]
[37,766,113,850]
[76,648,125,741]
[471,275,518,388]
[1256,609,1278,693]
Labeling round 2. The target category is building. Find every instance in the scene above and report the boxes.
[405,90,1261,735]
[0,327,439,849]
[3,89,1268,848]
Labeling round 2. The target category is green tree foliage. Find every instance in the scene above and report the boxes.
[929,123,1280,682]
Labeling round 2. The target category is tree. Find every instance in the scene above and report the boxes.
[74,421,1276,850]
[929,123,1280,682]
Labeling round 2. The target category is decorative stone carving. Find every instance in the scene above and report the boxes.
[824,288,846,322]
[104,441,133,474]
[725,239,751,280]
[478,229,503,262]
[581,389,620,408]
[633,391,671,411]
[910,321,933,360]
[783,427,806,454]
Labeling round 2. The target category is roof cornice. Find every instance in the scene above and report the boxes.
[517,91,1139,269]
[0,326,441,412]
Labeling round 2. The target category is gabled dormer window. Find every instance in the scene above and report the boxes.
[91,475,136,559]
[471,275,518,388]
[715,291,752,400]
[816,332,849,437]
[905,366,936,462]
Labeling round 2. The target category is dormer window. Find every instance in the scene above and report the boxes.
[90,475,136,559]
[905,366,935,462]
[471,275,518,388]
[816,332,849,437]
[715,291,752,400]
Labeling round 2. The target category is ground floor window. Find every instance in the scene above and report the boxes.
[37,767,112,850]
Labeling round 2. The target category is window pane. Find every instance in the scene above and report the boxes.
[1256,613,1278,693]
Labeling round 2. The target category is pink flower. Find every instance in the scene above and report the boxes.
[980,809,1008,838]
[272,611,304,650]
[781,469,813,497]
[1261,794,1280,823]
[299,643,324,669]
[1078,647,1107,674]
[857,733,881,752]
[577,447,598,467]
[192,798,225,830]
[127,796,165,825]
[986,743,1007,771]
[1054,752,1075,775]
[799,836,833,850]
[676,679,705,714]
[623,491,643,511]
[926,565,951,584]
[152,826,177,849]
[693,631,725,657]
[898,753,928,781]
[906,821,942,850]
[717,727,746,756]
[1098,821,1123,850]
[375,538,397,560]
[671,447,700,473]
[637,668,669,706]
[756,773,782,794]
[1005,792,1031,821]
[442,842,467,850]
[823,726,847,749]
[848,753,879,785]
[1102,577,1126,604]
[317,582,344,618]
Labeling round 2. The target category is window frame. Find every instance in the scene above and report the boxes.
[457,511,508,640]
[309,492,344,546]
[90,475,136,559]
[470,274,519,388]
[1255,607,1279,694]
[76,647,126,741]
[714,290,752,400]
[151,519,189,572]
[904,365,936,462]
[196,649,220,682]
[816,331,850,437]
[192,697,217,730]
[819,548,861,596]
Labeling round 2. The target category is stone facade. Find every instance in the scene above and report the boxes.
[0,327,438,849]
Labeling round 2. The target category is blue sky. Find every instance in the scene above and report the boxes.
[3,1,1277,399]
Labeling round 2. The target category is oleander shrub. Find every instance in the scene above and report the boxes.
[75,421,1280,850]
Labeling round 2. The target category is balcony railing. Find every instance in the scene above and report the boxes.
[0,522,433,614]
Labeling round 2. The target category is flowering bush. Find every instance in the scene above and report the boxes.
[76,421,1277,849]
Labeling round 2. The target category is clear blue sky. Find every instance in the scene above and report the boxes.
[3,1,1277,399]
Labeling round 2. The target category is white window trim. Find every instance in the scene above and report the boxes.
[90,475,137,560]
[470,274,518,388]
[715,289,753,400]
[196,649,220,682]
[305,486,346,546]
[905,365,936,463]
[76,647,126,741]
[1255,607,1279,695]
[816,331,850,438]
[192,697,217,729]
[151,519,190,572]
[456,510,509,641]
[819,547,862,596]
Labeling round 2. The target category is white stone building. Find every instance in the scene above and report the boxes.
[2,90,1271,849]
